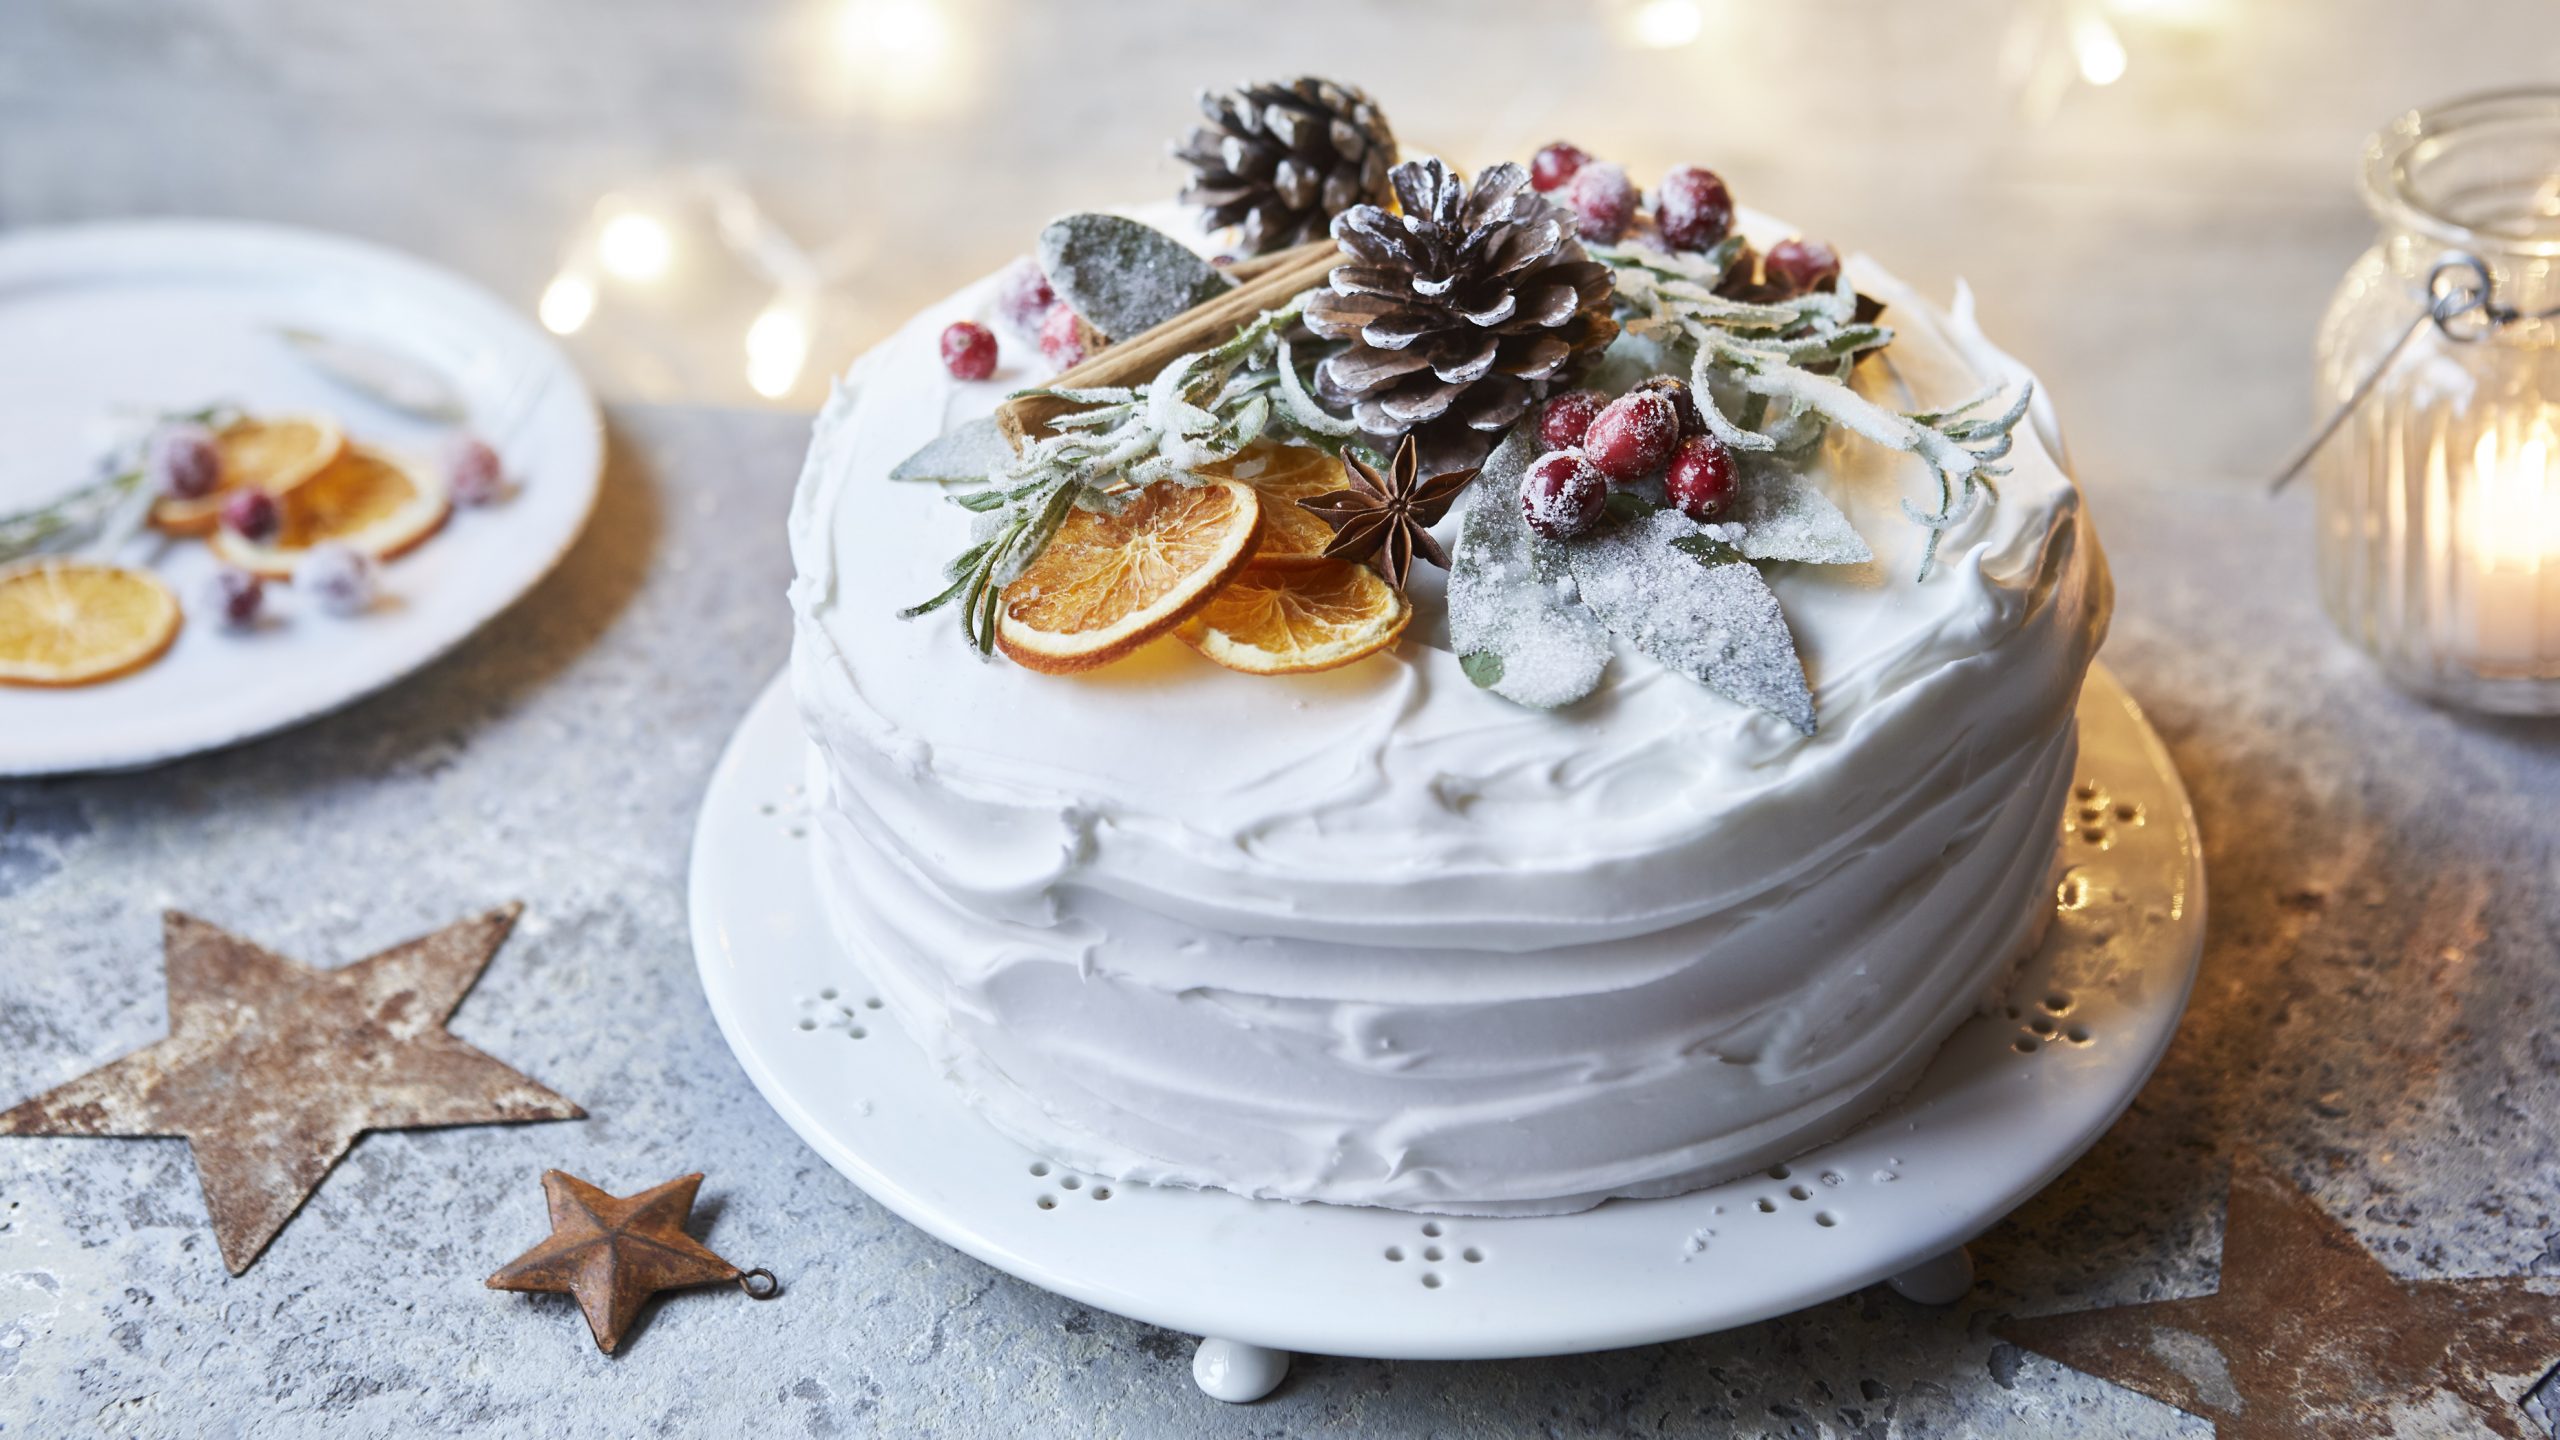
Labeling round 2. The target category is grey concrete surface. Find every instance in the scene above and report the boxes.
[1,403,2555,1438]
[5,1,2560,1434]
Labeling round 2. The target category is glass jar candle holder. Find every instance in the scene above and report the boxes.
[2315,88,2560,714]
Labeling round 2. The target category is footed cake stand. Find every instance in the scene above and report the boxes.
[690,664,2204,1401]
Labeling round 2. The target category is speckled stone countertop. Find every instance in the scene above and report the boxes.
[3,405,2556,1439]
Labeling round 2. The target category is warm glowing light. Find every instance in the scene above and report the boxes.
[1627,0,1704,49]
[839,0,952,68]
[538,272,597,335]
[597,212,674,282]
[2103,0,2221,26]
[2470,418,2560,572]
[745,301,811,399]
[2070,11,2127,86]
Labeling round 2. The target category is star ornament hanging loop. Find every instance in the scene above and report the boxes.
[1299,434,1480,590]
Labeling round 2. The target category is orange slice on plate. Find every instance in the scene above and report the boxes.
[1202,441,1347,570]
[150,414,346,535]
[1177,560,1411,675]
[208,444,452,579]
[996,478,1263,673]
[0,560,182,688]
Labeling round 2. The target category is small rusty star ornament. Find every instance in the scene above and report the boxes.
[487,1170,779,1353]
[1996,1154,2560,1439]
[1299,434,1480,590]
[0,905,582,1274]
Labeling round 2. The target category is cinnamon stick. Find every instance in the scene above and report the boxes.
[997,239,1339,451]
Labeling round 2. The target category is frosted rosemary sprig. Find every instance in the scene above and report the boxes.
[902,295,1346,652]
[0,467,147,564]
[1593,239,2029,579]
[0,403,238,564]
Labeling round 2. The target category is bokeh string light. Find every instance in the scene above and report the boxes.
[538,170,866,404]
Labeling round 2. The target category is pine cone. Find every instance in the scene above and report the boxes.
[1174,77,1398,256]
[1305,159,1618,470]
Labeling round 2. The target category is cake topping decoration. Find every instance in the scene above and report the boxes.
[1448,430,1612,710]
[1037,213,1234,343]
[1297,434,1477,591]
[1564,503,1816,735]
[1305,157,1618,472]
[1174,77,1399,256]
[886,82,2047,726]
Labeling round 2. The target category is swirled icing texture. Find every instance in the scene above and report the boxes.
[786,213,2111,1214]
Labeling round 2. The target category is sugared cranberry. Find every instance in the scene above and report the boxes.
[148,422,222,500]
[1561,162,1638,243]
[220,488,279,542]
[1666,434,1739,521]
[1519,450,1608,540]
[1530,142,1592,194]
[203,568,263,629]
[1631,376,1706,438]
[1764,237,1843,297]
[446,434,507,506]
[300,542,377,617]
[1654,166,1735,252]
[941,321,998,381]
[993,257,1058,339]
[1038,305,1094,371]
[1582,390,1681,482]
[1537,390,1605,452]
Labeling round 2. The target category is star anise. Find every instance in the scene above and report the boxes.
[1298,435,1479,591]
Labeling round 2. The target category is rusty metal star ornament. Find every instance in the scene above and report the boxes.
[487,1170,779,1353]
[0,905,582,1275]
[1996,1153,2560,1439]
[1299,434,1480,590]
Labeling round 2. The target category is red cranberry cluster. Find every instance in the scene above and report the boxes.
[1518,377,1737,540]
[941,257,1100,380]
[1528,141,1843,300]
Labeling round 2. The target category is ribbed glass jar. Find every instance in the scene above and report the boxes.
[2315,89,2560,713]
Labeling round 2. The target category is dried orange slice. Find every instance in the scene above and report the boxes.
[996,479,1263,673]
[1177,560,1411,676]
[1200,441,1346,570]
[0,560,182,688]
[208,444,451,579]
[150,414,346,535]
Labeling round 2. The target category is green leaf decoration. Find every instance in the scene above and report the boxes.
[1565,507,1817,735]
[889,417,1016,485]
[1444,429,1612,710]
[1038,214,1234,343]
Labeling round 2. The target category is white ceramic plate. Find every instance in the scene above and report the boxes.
[0,221,602,776]
[690,664,2206,1367]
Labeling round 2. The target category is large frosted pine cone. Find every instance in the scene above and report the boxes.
[1305,158,1617,469]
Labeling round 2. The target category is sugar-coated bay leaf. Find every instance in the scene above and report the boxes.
[1731,458,1872,566]
[1446,428,1611,710]
[889,417,1014,484]
[1038,214,1233,343]
[1565,508,1817,735]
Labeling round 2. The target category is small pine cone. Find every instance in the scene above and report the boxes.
[1174,77,1398,256]
[1306,158,1618,470]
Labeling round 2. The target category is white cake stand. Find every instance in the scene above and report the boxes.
[690,663,2204,1401]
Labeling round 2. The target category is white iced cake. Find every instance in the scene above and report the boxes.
[787,198,2109,1215]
